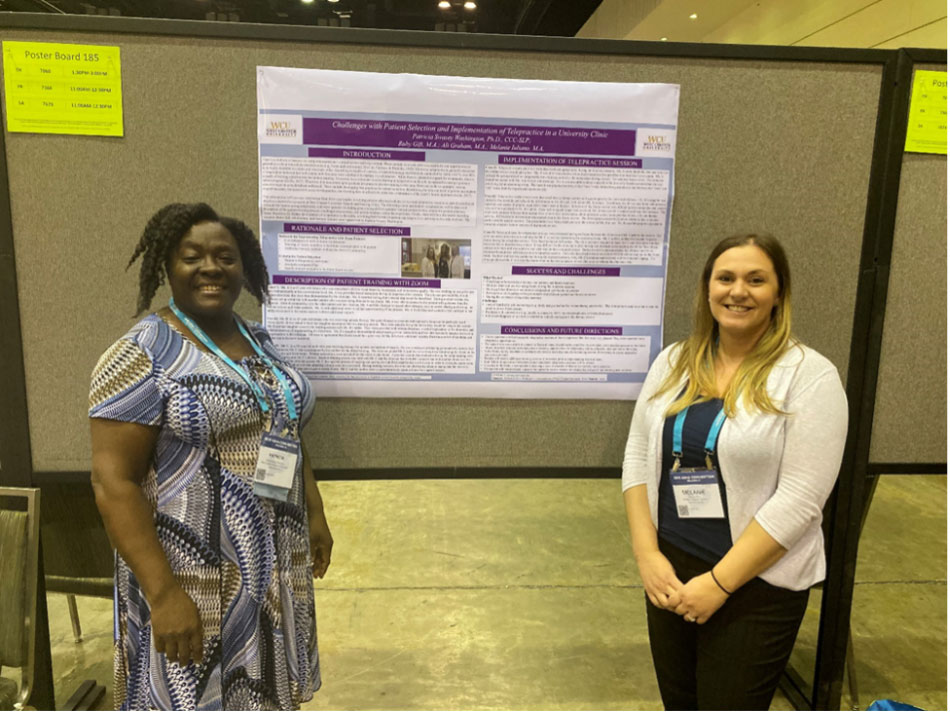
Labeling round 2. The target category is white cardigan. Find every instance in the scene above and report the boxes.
[621,341,849,590]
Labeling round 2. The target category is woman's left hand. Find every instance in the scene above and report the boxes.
[668,572,729,624]
[308,511,333,579]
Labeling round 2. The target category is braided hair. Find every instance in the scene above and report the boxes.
[127,202,270,315]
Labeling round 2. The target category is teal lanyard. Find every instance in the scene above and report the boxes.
[169,299,298,422]
[672,404,726,469]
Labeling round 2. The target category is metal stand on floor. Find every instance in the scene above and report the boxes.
[67,594,83,643]
[27,544,55,711]
[846,631,859,710]
[779,472,881,711]
[842,472,881,710]
[63,680,105,710]
[59,592,108,710]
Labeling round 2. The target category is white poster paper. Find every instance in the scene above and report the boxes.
[257,68,679,399]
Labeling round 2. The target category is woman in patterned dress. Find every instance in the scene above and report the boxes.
[89,202,333,710]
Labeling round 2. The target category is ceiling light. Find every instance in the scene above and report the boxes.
[463,1,477,8]
[660,37,667,41]
[689,13,697,19]
[301,0,313,3]
[438,1,450,7]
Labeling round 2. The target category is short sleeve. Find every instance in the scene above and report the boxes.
[89,338,164,426]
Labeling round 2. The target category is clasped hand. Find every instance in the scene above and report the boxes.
[638,550,728,625]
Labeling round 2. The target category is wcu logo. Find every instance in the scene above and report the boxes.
[643,133,672,151]
[266,120,296,138]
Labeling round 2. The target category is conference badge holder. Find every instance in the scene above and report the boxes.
[670,406,727,520]
[253,430,299,502]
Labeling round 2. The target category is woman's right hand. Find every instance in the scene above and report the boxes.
[91,418,204,667]
[636,549,684,610]
[150,585,204,667]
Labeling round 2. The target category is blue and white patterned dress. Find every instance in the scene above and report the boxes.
[89,313,319,710]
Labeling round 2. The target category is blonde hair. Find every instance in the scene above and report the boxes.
[655,233,796,417]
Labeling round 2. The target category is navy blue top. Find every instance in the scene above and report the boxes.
[658,398,733,563]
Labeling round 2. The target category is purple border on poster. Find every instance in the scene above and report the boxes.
[303,118,636,156]
[274,275,441,288]
[501,326,624,336]
[283,223,410,236]
[499,155,642,168]
[308,147,426,161]
[511,266,622,277]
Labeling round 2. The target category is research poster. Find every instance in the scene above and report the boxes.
[257,67,679,399]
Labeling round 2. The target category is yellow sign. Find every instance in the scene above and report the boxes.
[904,70,946,155]
[2,41,123,136]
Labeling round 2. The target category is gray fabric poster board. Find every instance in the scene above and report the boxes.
[1,24,882,473]
[868,63,947,465]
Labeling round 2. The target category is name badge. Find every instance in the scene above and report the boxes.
[253,432,299,501]
[670,468,725,519]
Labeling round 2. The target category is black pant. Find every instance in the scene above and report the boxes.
[645,539,809,710]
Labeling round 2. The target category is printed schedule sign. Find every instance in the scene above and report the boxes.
[905,70,947,155]
[257,67,679,399]
[2,41,123,136]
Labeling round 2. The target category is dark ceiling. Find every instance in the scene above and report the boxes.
[0,0,604,36]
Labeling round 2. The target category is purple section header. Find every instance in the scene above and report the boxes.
[511,266,622,277]
[283,223,409,236]
[500,155,642,168]
[303,118,636,156]
[274,275,440,289]
[308,147,426,162]
[501,326,623,336]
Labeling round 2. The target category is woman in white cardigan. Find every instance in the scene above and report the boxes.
[622,233,848,710]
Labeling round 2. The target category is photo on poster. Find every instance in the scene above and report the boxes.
[402,238,471,280]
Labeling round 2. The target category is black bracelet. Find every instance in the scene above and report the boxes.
[710,568,733,596]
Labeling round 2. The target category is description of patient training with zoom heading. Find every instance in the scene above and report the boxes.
[257,67,679,399]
